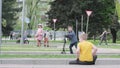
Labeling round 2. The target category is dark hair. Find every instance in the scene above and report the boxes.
[68,25,73,28]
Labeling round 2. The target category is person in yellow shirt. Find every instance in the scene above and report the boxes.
[69,33,98,65]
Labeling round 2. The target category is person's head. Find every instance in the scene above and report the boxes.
[79,33,88,42]
[68,25,73,32]
[38,24,42,28]
[47,30,49,32]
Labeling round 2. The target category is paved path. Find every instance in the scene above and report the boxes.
[0,64,120,68]
[1,48,120,55]
[0,58,120,65]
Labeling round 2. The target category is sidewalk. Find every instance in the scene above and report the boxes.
[0,58,120,65]
[0,64,120,68]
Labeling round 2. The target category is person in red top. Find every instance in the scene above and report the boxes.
[35,24,43,47]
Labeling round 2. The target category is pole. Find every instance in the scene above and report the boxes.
[54,22,56,40]
[76,19,78,37]
[0,0,2,54]
[20,0,25,44]
[86,16,89,34]
[119,0,120,3]
[81,15,83,32]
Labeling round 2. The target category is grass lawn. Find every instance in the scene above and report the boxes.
[0,40,120,58]
[89,40,120,49]
[0,40,120,52]
[0,54,120,58]
[0,45,69,51]
[1,45,120,52]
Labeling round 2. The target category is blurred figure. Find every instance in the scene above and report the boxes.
[16,31,29,44]
[44,30,50,47]
[50,32,52,40]
[12,32,16,40]
[66,25,78,54]
[9,32,13,40]
[99,29,110,45]
[35,24,43,47]
[23,31,29,44]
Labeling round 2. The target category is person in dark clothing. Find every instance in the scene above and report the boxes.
[99,30,109,45]
[50,32,52,40]
[66,25,78,54]
[10,32,13,40]
[69,55,97,65]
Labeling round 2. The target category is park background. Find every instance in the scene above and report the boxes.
[0,0,120,67]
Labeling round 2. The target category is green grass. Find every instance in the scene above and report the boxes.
[0,40,120,58]
[99,55,120,58]
[1,44,120,52]
[0,54,75,58]
[1,40,120,52]
[0,54,120,58]
[97,45,120,49]
[1,45,69,51]
[89,40,120,49]
[89,40,120,45]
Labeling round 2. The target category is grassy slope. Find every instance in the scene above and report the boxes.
[0,54,120,58]
[0,40,120,58]
[1,40,120,51]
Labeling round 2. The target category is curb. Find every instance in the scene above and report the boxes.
[0,58,120,65]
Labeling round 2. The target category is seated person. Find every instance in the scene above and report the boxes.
[69,33,98,65]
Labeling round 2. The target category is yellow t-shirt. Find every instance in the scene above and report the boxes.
[78,41,93,62]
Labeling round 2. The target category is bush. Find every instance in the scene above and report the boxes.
[117,31,120,40]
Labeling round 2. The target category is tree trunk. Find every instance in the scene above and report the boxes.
[110,28,117,43]
[93,35,96,42]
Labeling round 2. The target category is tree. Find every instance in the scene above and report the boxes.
[25,0,52,30]
[116,0,120,19]
[109,0,120,43]
[47,0,115,37]
[110,15,120,43]
[2,0,21,35]
[25,0,40,29]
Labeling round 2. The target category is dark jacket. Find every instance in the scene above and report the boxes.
[67,31,77,44]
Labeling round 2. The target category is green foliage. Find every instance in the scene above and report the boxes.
[117,31,120,40]
[116,0,120,19]
[2,0,21,35]
[47,0,115,36]
[43,26,52,30]
[25,0,40,29]
[25,0,51,29]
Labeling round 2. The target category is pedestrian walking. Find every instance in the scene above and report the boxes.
[35,24,43,47]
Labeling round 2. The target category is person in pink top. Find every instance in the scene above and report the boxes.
[35,24,43,47]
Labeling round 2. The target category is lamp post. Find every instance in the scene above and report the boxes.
[86,10,92,34]
[75,18,78,37]
[20,0,25,44]
[0,0,2,54]
[52,19,57,40]
[81,15,84,32]
[118,0,120,3]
